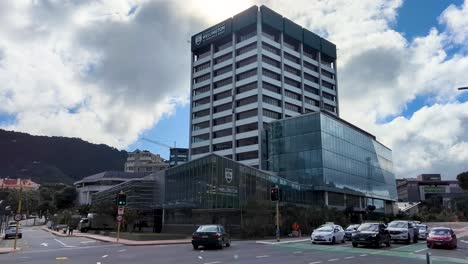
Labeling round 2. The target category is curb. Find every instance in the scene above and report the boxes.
[41,228,191,246]
[0,248,19,254]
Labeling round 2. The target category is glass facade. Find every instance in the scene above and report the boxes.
[263,112,397,208]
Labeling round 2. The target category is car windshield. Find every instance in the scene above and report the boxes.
[316,225,334,232]
[196,225,219,232]
[388,222,407,228]
[357,224,378,231]
[346,225,359,231]
[430,229,450,235]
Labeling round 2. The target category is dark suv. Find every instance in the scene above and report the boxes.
[352,223,391,248]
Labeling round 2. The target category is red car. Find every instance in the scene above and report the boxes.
[426,227,457,249]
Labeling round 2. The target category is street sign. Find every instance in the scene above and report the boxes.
[14,214,22,222]
[116,215,123,222]
[118,206,125,216]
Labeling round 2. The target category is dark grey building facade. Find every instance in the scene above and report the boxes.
[169,148,189,167]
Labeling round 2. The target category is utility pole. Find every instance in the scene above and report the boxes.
[14,183,23,251]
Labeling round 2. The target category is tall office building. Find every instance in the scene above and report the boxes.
[189,5,338,166]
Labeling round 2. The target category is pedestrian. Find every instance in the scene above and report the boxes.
[68,225,74,236]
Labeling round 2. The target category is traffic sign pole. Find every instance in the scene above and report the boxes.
[14,186,23,251]
[275,184,280,242]
[116,221,121,243]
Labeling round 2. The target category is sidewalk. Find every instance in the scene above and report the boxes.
[41,228,191,246]
[0,247,19,254]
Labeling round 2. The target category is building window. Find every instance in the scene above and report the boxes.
[304,96,319,106]
[236,109,257,120]
[192,121,210,131]
[284,52,300,64]
[236,122,258,133]
[304,61,318,72]
[262,25,280,42]
[303,46,318,61]
[213,102,232,113]
[285,102,301,113]
[213,128,232,138]
[304,84,319,95]
[263,95,281,106]
[321,69,335,80]
[236,150,258,161]
[283,36,299,51]
[263,109,281,119]
[304,73,319,83]
[262,55,280,68]
[192,109,210,119]
[213,90,231,101]
[322,80,335,90]
[194,49,210,61]
[236,56,257,68]
[284,64,300,76]
[323,92,336,101]
[236,69,257,81]
[194,62,210,73]
[285,90,301,100]
[193,85,210,96]
[236,42,256,56]
[214,65,232,77]
[191,146,209,155]
[193,97,210,107]
[262,42,280,55]
[214,53,232,65]
[213,77,232,88]
[324,103,335,112]
[224,154,233,159]
[236,82,257,94]
[321,54,335,69]
[213,141,233,151]
[236,136,258,147]
[193,73,210,84]
[192,133,209,143]
[213,115,232,126]
[237,25,256,43]
[236,95,257,107]
[284,77,300,88]
[263,81,281,94]
[328,192,344,206]
[214,38,232,52]
[263,68,280,81]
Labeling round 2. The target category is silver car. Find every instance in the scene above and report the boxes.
[4,226,22,239]
[416,224,428,240]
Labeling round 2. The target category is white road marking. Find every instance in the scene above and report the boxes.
[23,244,121,254]
[54,238,68,246]
[40,243,48,247]
[293,251,303,254]
[256,239,309,245]
[198,256,203,260]
[80,241,97,244]
[328,259,339,262]
[370,250,384,254]
[256,255,270,258]
[97,262,101,264]
[460,240,468,244]
[390,244,417,250]
[102,255,108,258]
[309,262,322,264]
[415,248,428,253]
[56,257,68,260]
[360,254,367,256]
[203,261,221,264]
[344,256,354,259]
[118,249,127,252]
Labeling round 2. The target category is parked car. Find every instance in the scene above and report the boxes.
[387,220,417,244]
[4,226,22,239]
[192,225,230,250]
[344,224,360,241]
[351,223,390,248]
[416,224,429,240]
[311,224,345,244]
[427,227,457,249]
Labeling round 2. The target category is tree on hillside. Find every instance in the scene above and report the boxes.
[457,171,468,190]
[54,186,77,210]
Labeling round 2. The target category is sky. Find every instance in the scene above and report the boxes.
[0,0,467,179]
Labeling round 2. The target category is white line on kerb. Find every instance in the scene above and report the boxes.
[415,248,428,253]
[328,259,339,262]
[54,238,67,246]
[256,255,270,258]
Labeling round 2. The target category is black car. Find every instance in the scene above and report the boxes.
[344,224,360,241]
[352,223,391,248]
[192,225,231,250]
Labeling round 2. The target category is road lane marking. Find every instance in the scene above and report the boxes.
[102,255,108,258]
[256,255,270,258]
[256,239,309,245]
[360,254,367,256]
[80,241,97,244]
[118,249,127,252]
[23,244,121,254]
[54,238,68,247]
[370,250,384,254]
[293,251,303,254]
[204,261,221,264]
[415,248,428,253]
[344,256,354,259]
[198,256,203,260]
[40,243,48,247]
[328,259,339,262]
[309,262,322,264]
[56,257,68,260]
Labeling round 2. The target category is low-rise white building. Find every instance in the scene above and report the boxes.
[125,150,169,173]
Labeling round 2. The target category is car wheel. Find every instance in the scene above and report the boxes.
[352,242,358,248]
[193,244,198,250]
[312,241,316,244]
[341,237,345,243]
[18,235,22,239]
[331,237,336,245]
[375,239,382,248]
[4,235,8,239]
[217,241,223,249]
[225,241,230,247]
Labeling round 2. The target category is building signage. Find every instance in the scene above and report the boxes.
[423,186,445,193]
[195,24,226,46]
[225,168,233,183]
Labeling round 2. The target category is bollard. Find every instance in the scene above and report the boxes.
[426,252,431,264]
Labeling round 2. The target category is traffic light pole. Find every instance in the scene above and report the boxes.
[275,184,280,242]
[116,191,126,243]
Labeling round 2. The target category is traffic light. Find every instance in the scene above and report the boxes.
[270,187,279,201]
[117,193,127,206]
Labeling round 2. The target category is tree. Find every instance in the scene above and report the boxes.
[54,186,77,210]
[457,171,468,191]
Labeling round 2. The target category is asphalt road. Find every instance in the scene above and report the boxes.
[0,226,467,264]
